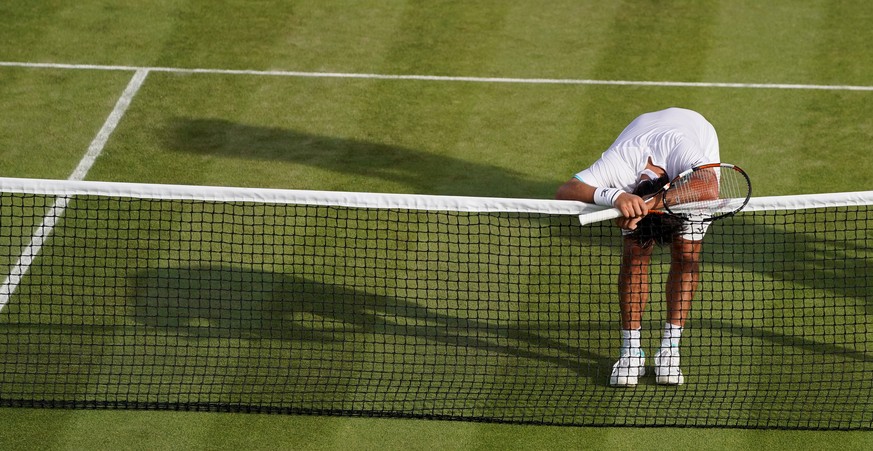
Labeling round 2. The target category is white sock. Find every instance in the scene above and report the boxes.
[621,329,642,355]
[660,323,683,349]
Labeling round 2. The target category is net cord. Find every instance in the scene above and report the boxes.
[0,176,871,215]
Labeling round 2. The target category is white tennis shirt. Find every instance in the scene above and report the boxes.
[575,108,720,192]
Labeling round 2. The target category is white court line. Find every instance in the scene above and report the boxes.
[0,69,149,312]
[1,60,873,91]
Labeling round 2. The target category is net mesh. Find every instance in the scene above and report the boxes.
[0,178,870,429]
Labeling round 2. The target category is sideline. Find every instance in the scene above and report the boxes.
[0,69,150,312]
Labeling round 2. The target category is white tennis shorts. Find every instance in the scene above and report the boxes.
[621,219,711,242]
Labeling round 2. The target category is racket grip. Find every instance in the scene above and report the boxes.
[577,208,622,226]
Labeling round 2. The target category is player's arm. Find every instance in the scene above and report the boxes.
[555,177,596,202]
[556,178,649,220]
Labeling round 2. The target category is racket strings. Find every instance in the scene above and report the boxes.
[667,167,749,217]
[667,169,718,208]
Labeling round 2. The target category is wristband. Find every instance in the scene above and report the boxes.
[593,187,623,207]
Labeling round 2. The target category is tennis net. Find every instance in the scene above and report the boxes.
[0,177,870,430]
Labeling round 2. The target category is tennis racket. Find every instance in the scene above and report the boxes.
[577,163,751,226]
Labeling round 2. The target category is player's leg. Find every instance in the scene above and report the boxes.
[619,236,653,330]
[665,236,702,326]
[656,230,705,385]
[610,236,654,386]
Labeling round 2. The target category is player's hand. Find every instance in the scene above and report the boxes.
[613,193,648,230]
[615,215,645,231]
[614,193,648,219]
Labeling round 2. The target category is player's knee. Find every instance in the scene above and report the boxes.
[624,237,654,255]
[671,239,702,267]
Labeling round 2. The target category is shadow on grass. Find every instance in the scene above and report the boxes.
[705,213,873,316]
[697,319,873,363]
[130,265,615,383]
[163,118,558,198]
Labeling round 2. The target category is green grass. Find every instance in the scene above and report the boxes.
[4,409,870,451]
[0,68,135,179]
[1,0,873,449]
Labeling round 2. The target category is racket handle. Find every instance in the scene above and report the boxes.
[577,190,663,226]
[577,208,622,226]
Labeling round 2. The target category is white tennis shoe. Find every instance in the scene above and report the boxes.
[655,347,684,385]
[609,349,646,387]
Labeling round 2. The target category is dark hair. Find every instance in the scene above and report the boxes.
[633,175,669,198]
[628,174,684,247]
[628,213,686,247]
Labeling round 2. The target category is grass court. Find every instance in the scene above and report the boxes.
[1,1,872,449]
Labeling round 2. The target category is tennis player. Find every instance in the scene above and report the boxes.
[555,107,720,386]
